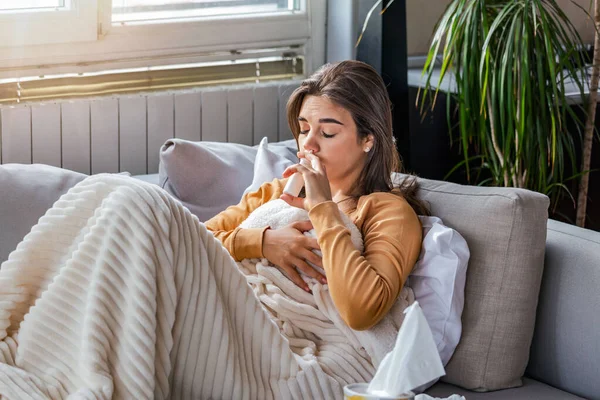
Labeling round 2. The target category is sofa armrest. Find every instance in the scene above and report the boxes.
[0,164,86,266]
[526,219,600,400]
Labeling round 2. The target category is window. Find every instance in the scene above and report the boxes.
[0,0,324,81]
[112,0,301,23]
[0,0,97,47]
[0,1,64,11]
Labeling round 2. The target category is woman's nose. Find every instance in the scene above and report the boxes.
[302,132,318,153]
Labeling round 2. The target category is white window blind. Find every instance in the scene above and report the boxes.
[0,52,304,104]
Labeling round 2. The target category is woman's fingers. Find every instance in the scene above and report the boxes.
[281,166,297,179]
[280,193,307,210]
[282,162,311,179]
[298,246,322,268]
[292,257,327,285]
[292,220,313,232]
[281,153,332,211]
[279,263,310,292]
[306,237,320,250]
[304,153,325,174]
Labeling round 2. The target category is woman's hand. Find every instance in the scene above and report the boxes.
[262,220,326,291]
[280,152,332,211]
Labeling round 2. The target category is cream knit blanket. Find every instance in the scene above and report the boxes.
[0,175,413,400]
[238,199,415,369]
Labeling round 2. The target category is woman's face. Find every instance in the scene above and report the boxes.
[296,95,373,185]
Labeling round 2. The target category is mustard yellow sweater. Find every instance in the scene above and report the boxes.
[205,178,422,330]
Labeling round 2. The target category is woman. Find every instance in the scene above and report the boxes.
[206,60,428,331]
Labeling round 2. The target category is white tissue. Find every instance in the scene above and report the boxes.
[415,395,466,400]
[367,301,446,397]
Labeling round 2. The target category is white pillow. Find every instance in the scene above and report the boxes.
[243,137,296,195]
[407,216,469,367]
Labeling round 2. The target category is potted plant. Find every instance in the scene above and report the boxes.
[419,0,590,210]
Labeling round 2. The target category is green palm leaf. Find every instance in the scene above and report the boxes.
[421,0,589,207]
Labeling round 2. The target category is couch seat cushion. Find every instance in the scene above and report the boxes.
[426,377,586,399]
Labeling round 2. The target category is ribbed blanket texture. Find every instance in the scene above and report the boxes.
[0,175,413,399]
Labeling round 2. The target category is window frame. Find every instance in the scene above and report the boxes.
[0,0,325,80]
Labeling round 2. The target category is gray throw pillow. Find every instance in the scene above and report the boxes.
[393,173,549,391]
[158,138,297,222]
[0,164,87,265]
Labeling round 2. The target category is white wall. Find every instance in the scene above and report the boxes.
[406,0,595,56]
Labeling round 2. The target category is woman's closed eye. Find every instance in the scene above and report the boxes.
[299,130,336,138]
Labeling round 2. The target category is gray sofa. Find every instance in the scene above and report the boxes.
[0,161,598,400]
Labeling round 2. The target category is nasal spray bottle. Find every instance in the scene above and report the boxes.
[283,152,313,197]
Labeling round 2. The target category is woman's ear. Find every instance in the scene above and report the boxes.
[364,134,375,148]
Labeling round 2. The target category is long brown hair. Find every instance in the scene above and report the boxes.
[286,60,430,216]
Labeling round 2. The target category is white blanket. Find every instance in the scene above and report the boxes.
[0,175,413,399]
[238,199,415,368]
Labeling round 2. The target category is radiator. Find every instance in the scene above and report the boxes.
[0,80,300,175]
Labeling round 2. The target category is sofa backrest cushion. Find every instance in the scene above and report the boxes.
[0,164,87,265]
[393,173,549,391]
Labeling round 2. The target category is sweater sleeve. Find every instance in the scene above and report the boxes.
[204,178,286,261]
[308,193,422,330]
